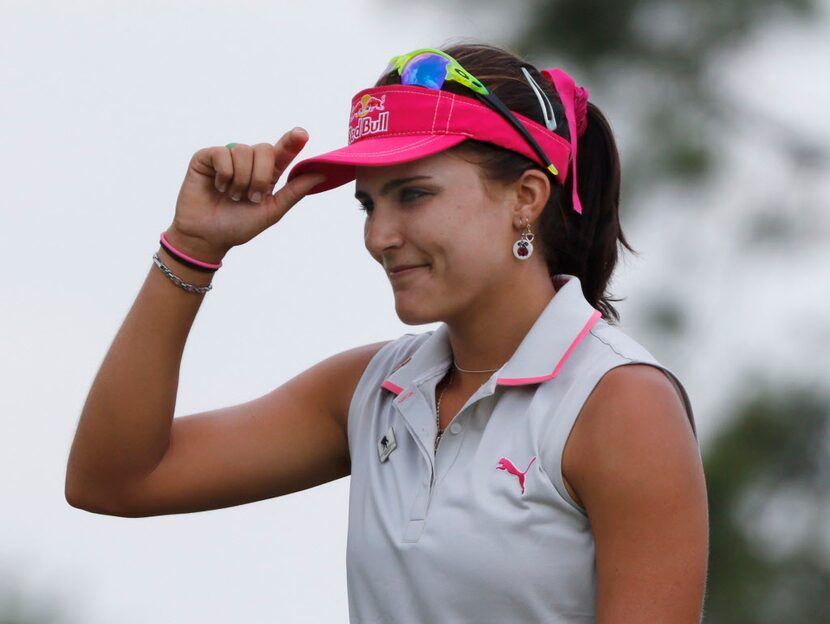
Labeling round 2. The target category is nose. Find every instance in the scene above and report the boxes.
[363,205,404,260]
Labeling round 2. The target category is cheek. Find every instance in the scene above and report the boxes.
[451,218,512,259]
[417,199,509,274]
[441,234,504,281]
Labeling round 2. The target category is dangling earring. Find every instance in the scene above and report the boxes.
[512,217,535,260]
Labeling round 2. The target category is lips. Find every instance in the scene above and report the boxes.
[387,264,430,283]
[388,264,428,274]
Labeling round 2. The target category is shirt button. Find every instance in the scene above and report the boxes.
[449,422,462,435]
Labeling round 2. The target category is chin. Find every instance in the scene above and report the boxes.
[392,294,441,326]
[394,305,438,326]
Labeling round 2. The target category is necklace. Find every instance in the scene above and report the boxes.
[453,360,501,373]
[435,365,454,453]
[435,358,502,453]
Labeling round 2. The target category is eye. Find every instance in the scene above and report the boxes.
[357,189,430,213]
[400,188,427,202]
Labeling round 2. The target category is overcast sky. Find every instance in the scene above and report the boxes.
[1,1,828,622]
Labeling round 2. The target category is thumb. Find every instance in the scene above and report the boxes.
[263,172,327,227]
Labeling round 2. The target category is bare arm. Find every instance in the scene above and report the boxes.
[565,364,709,623]
[66,131,331,513]
[67,310,387,517]
[117,340,388,517]
[65,241,218,508]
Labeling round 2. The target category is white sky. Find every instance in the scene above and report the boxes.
[1,1,828,622]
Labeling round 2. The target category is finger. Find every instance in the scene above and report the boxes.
[248,143,276,203]
[227,144,254,201]
[190,146,230,184]
[271,127,312,183]
[262,172,326,228]
[211,146,234,193]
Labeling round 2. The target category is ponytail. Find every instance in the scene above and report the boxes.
[546,101,638,323]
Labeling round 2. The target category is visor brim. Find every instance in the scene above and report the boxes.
[286,133,469,195]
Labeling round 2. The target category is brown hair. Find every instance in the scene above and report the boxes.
[374,42,638,324]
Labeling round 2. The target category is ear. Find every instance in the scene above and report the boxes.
[510,168,550,229]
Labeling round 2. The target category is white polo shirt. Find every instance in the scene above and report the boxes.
[345,273,697,623]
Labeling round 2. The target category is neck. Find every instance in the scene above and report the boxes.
[445,271,557,387]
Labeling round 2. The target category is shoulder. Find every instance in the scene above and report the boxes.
[585,318,660,364]
[327,331,432,430]
[591,362,685,408]
[570,363,697,467]
[315,341,393,433]
[329,331,427,384]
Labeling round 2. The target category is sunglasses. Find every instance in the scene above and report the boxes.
[379,47,559,176]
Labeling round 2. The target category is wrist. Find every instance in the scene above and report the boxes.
[155,246,216,287]
[163,226,228,265]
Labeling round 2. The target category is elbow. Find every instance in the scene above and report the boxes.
[64,476,134,517]
[64,472,88,510]
[64,478,106,514]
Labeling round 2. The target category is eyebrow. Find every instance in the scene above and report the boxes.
[354,175,433,201]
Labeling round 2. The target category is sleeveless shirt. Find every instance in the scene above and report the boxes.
[345,273,698,623]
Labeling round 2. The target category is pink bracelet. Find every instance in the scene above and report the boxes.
[159,231,223,272]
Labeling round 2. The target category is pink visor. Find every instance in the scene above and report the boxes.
[286,84,573,198]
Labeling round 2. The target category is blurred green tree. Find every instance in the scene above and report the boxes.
[703,383,830,622]
[517,0,819,186]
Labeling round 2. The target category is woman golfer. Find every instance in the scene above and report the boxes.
[67,43,709,622]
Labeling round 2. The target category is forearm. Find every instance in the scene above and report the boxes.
[65,243,217,506]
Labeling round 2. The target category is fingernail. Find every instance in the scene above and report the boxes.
[218,182,228,193]
[250,192,262,203]
[231,191,241,201]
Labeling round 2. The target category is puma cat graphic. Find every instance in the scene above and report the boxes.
[496,456,537,495]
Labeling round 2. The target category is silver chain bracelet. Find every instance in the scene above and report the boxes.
[152,252,213,294]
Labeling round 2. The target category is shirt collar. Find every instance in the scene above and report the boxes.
[380,274,603,394]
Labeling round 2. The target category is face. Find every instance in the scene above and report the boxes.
[355,151,519,325]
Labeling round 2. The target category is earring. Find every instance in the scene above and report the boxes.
[512,217,535,260]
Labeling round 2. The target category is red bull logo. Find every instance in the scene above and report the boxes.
[351,94,387,121]
[349,94,389,143]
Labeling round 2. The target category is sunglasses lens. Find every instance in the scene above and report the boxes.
[400,53,449,90]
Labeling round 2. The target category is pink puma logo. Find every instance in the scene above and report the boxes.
[496,456,537,495]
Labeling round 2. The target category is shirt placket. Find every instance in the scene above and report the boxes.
[393,374,497,542]
[391,385,435,543]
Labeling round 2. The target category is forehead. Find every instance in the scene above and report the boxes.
[354,150,472,185]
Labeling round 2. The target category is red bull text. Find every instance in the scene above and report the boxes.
[349,94,389,143]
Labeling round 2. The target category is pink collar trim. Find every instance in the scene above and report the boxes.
[380,275,602,393]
